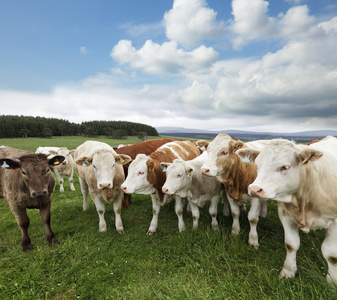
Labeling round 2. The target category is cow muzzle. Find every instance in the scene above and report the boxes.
[99,183,112,190]
[31,190,48,198]
[248,185,265,198]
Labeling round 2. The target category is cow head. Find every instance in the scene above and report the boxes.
[49,147,75,165]
[0,154,65,198]
[201,134,233,177]
[76,150,131,190]
[237,139,323,202]
[121,154,157,195]
[161,159,193,197]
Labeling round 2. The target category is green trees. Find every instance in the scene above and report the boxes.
[0,115,159,138]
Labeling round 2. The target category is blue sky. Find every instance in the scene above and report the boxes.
[1,0,337,132]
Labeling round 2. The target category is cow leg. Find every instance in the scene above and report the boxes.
[247,197,261,250]
[122,194,131,209]
[209,194,219,230]
[321,219,337,286]
[91,193,107,232]
[188,198,200,229]
[278,204,300,279]
[78,177,89,210]
[68,169,76,191]
[113,191,124,234]
[54,170,64,192]
[175,195,186,233]
[39,204,59,246]
[12,207,32,252]
[147,194,161,235]
[227,195,241,235]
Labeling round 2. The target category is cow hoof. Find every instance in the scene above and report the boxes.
[22,245,33,252]
[146,230,156,235]
[117,229,125,234]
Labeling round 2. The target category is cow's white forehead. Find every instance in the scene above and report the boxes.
[93,149,115,164]
[167,159,186,173]
[207,135,231,154]
[256,139,297,166]
[130,154,150,169]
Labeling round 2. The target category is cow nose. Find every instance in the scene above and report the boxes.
[249,185,264,197]
[162,187,169,194]
[121,186,127,193]
[201,168,210,175]
[99,183,111,190]
[32,191,48,198]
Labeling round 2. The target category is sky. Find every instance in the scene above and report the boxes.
[1,0,337,133]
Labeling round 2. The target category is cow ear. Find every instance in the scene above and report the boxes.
[49,155,65,166]
[76,156,93,167]
[49,150,58,155]
[236,148,260,163]
[186,167,193,177]
[0,159,21,169]
[147,159,155,172]
[115,154,132,165]
[69,150,76,155]
[297,149,323,165]
[160,162,171,172]
[196,140,209,151]
[229,140,244,153]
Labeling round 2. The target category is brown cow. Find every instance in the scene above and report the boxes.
[200,135,268,249]
[0,147,64,252]
[121,140,200,234]
[115,138,179,209]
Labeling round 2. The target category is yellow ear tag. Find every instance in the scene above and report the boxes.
[54,160,60,165]
[120,158,124,163]
[188,170,193,177]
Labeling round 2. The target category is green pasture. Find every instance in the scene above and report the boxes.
[0,137,335,299]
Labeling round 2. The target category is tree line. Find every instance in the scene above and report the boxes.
[0,115,159,139]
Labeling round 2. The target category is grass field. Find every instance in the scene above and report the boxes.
[0,136,336,299]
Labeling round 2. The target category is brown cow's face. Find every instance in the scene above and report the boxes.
[1,154,64,198]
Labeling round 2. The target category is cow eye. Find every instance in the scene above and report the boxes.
[22,170,27,176]
[221,151,227,156]
[280,165,290,172]
[46,168,50,173]
[93,165,97,169]
[138,171,144,175]
[177,174,183,178]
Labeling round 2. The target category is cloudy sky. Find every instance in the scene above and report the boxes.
[1,0,337,132]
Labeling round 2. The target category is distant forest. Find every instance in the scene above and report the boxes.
[0,115,159,139]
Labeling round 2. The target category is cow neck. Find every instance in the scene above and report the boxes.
[146,159,166,203]
[221,154,257,201]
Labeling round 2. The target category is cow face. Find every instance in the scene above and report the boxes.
[0,154,64,198]
[76,150,131,190]
[49,147,75,165]
[201,134,232,177]
[161,159,193,197]
[240,139,323,203]
[121,154,156,195]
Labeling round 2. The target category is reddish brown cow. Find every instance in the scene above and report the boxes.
[115,138,179,208]
[0,147,64,252]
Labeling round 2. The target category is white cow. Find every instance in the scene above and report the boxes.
[74,141,131,233]
[36,146,76,192]
[161,152,222,230]
[238,136,337,286]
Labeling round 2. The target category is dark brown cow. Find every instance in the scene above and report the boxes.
[115,138,179,209]
[0,147,64,252]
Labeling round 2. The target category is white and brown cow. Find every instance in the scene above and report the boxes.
[121,140,201,234]
[199,134,268,249]
[74,141,131,233]
[161,151,222,230]
[238,136,337,286]
[36,146,76,192]
[0,146,64,252]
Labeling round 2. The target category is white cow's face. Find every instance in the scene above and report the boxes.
[56,148,74,165]
[201,134,232,177]
[161,160,192,196]
[248,140,301,202]
[91,150,117,190]
[121,154,155,195]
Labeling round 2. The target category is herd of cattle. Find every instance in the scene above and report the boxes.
[1,134,337,286]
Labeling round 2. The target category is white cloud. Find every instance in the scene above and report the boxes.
[110,40,219,74]
[80,46,88,54]
[163,0,225,48]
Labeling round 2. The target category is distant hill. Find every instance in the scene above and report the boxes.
[157,127,337,142]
